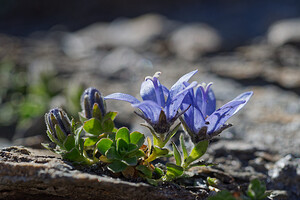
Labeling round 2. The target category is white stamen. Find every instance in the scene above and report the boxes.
[145,71,162,81]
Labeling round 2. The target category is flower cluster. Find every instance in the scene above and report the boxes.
[43,70,252,182]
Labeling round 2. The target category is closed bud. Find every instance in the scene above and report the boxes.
[45,108,72,144]
[80,87,106,120]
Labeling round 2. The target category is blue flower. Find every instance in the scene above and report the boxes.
[104,70,198,134]
[180,82,253,143]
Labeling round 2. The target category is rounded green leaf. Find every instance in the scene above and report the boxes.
[136,165,152,178]
[84,137,99,147]
[83,118,102,135]
[106,146,121,159]
[97,138,113,155]
[115,127,130,144]
[108,160,128,173]
[126,143,138,153]
[123,156,137,166]
[117,138,129,154]
[130,131,145,148]
[102,118,114,132]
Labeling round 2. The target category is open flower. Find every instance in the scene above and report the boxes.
[104,70,198,134]
[180,82,253,143]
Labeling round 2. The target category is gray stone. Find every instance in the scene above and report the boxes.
[169,23,221,61]
[268,18,300,46]
[268,154,300,198]
[0,146,207,200]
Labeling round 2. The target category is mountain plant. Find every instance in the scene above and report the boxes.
[43,70,253,184]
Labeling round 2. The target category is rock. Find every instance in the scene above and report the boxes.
[269,190,289,200]
[268,18,300,46]
[169,23,221,61]
[0,146,207,200]
[62,14,171,59]
[268,154,300,199]
[98,47,153,80]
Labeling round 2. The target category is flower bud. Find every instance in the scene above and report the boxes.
[45,108,72,144]
[80,87,106,119]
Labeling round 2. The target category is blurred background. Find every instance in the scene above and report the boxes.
[1,0,300,157]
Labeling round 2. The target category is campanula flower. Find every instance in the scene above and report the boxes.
[180,82,253,143]
[45,108,72,143]
[104,70,198,134]
[80,87,106,119]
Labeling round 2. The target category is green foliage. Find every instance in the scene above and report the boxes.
[163,163,184,181]
[97,127,145,173]
[245,179,270,200]
[207,177,218,187]
[207,179,270,200]
[184,140,208,167]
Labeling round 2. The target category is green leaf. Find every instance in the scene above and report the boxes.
[97,138,113,155]
[84,137,99,147]
[116,138,129,154]
[207,190,236,200]
[172,142,182,166]
[115,127,130,144]
[185,140,208,167]
[78,112,87,123]
[247,179,269,200]
[103,111,118,121]
[54,124,67,143]
[46,130,58,144]
[207,177,218,186]
[83,118,102,135]
[180,134,188,160]
[187,160,217,169]
[41,142,55,152]
[146,178,158,186]
[108,132,116,141]
[129,149,145,158]
[102,118,114,132]
[63,135,75,151]
[123,156,137,166]
[106,147,121,160]
[74,126,84,154]
[154,167,164,177]
[136,165,152,178]
[153,146,169,157]
[130,131,145,148]
[63,148,83,162]
[92,103,102,120]
[127,143,138,153]
[107,160,128,173]
[166,163,184,179]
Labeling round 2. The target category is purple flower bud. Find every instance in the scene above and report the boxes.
[45,108,72,141]
[80,87,106,119]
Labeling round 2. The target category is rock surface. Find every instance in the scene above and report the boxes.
[0,146,206,200]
